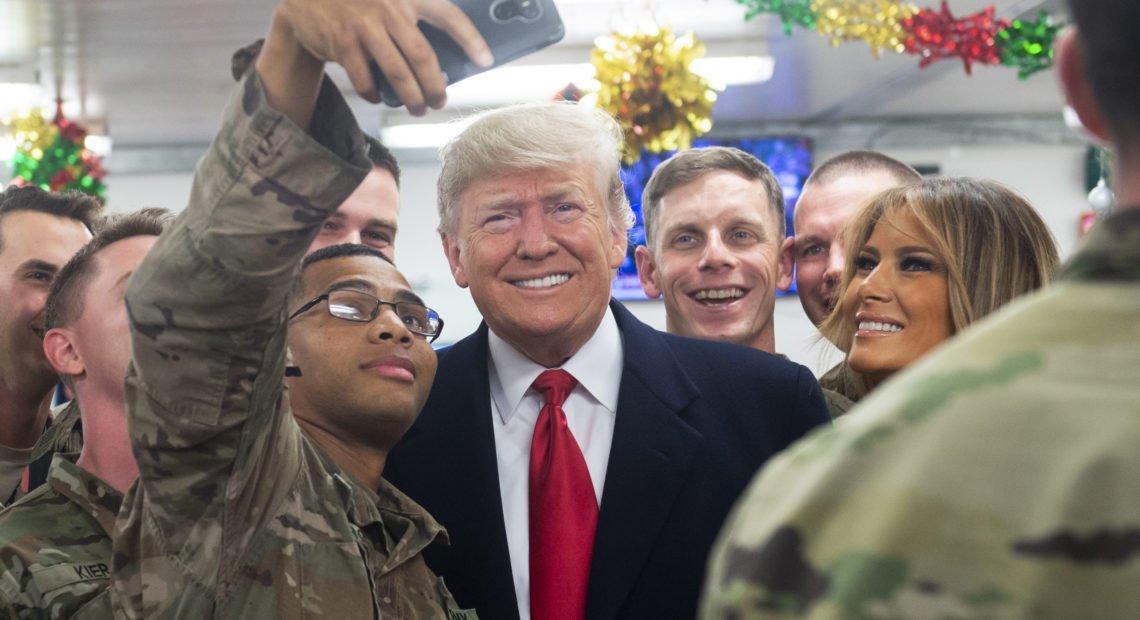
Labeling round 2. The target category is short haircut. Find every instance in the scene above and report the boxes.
[293,243,397,306]
[45,208,172,331]
[302,242,395,271]
[435,102,633,238]
[819,176,1059,352]
[364,134,401,186]
[0,185,103,253]
[640,146,785,248]
[803,150,922,189]
[1066,0,1140,147]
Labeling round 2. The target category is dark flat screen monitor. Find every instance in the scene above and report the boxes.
[612,137,813,300]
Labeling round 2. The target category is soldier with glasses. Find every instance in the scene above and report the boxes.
[109,0,489,614]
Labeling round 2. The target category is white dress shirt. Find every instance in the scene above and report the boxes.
[488,307,623,620]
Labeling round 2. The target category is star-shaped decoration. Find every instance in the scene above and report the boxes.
[902,1,1010,74]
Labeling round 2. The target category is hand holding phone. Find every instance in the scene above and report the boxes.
[371,0,566,107]
[271,0,494,116]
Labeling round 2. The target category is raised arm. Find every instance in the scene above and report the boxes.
[123,0,491,530]
[116,2,487,616]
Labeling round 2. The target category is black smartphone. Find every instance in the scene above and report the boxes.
[370,0,565,107]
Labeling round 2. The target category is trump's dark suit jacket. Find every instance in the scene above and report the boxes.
[384,300,829,620]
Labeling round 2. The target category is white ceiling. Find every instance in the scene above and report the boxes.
[1,0,1068,153]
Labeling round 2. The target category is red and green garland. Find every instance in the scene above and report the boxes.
[737,0,1062,79]
[3,106,107,200]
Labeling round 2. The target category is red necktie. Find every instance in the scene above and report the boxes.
[529,369,597,620]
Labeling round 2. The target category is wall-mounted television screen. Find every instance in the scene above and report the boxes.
[612,136,813,300]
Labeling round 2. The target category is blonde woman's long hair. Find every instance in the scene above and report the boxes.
[819,176,1059,392]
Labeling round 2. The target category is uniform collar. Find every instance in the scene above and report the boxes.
[315,444,449,574]
[1062,208,1140,282]
[48,453,122,538]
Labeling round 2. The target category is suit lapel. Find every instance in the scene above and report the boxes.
[585,302,703,620]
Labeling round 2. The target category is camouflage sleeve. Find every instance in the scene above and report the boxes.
[119,55,369,587]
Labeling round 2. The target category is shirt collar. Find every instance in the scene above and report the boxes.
[488,306,624,424]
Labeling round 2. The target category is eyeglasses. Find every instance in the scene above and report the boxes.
[289,289,444,343]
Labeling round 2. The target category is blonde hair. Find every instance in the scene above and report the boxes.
[820,176,1059,357]
[435,102,632,238]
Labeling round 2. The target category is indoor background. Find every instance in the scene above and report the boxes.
[0,0,1082,374]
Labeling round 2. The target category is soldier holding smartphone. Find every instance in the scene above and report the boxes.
[109,0,491,617]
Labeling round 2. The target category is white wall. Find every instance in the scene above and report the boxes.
[104,173,194,214]
[86,140,1091,377]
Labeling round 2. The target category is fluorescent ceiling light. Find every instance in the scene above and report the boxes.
[84,135,113,156]
[446,63,599,107]
[383,56,774,149]
[441,56,773,108]
[691,56,775,87]
[381,118,475,150]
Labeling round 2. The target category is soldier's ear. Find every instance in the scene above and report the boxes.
[778,237,796,291]
[1057,27,1111,144]
[43,328,84,379]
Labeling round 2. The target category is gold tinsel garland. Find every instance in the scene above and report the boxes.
[811,0,918,57]
[583,26,720,164]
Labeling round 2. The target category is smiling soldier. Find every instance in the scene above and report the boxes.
[635,146,792,354]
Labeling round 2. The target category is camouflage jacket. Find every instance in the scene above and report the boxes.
[111,57,473,619]
[0,454,118,619]
[701,208,1140,619]
[3,400,84,507]
[817,360,867,410]
[818,387,853,420]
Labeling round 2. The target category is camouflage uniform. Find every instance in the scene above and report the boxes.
[110,56,474,619]
[0,453,118,619]
[700,208,1140,619]
[3,400,84,506]
[818,387,853,420]
[817,360,866,411]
